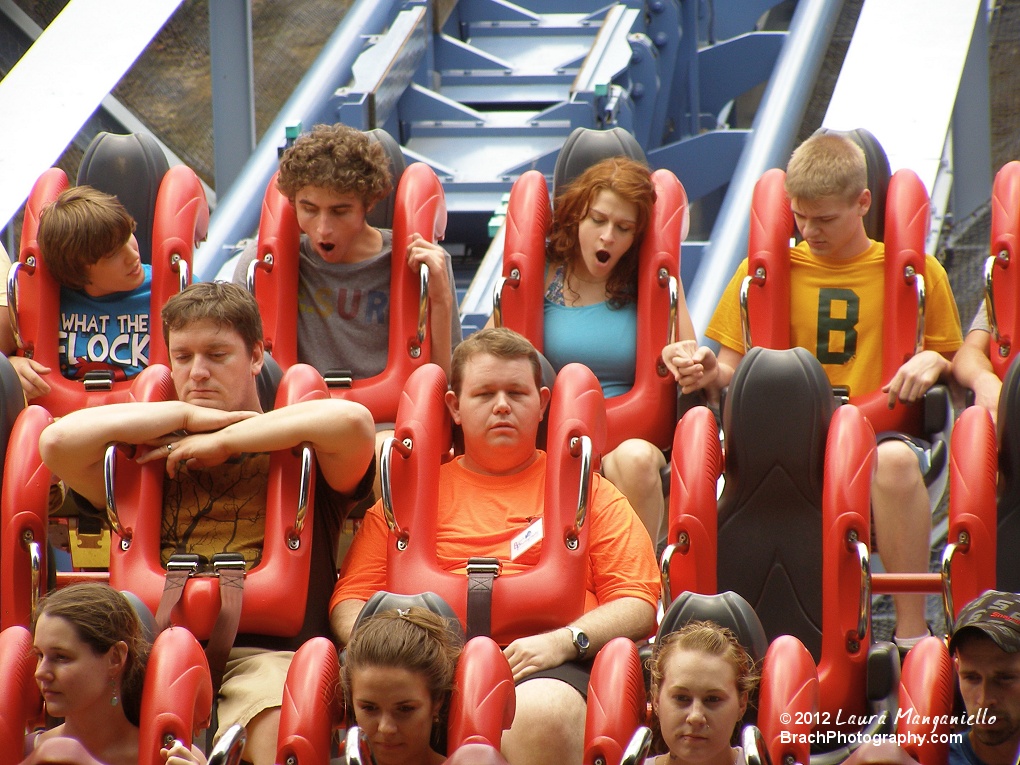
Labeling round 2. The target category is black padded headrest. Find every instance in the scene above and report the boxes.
[717,347,835,661]
[552,127,646,201]
[812,127,890,242]
[120,589,158,646]
[996,354,1020,591]
[365,128,407,230]
[77,132,170,265]
[351,590,465,644]
[655,590,769,665]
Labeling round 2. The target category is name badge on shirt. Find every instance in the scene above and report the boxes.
[510,517,543,561]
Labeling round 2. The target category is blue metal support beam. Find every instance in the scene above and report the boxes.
[686,0,843,341]
[209,0,256,198]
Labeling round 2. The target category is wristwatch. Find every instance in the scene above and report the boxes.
[565,626,590,659]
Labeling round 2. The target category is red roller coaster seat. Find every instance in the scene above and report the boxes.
[1,405,54,630]
[105,362,329,639]
[247,160,447,424]
[8,164,206,418]
[494,167,685,453]
[379,361,605,645]
[276,634,514,765]
[666,348,876,732]
[742,166,931,436]
[984,161,1020,377]
[663,349,992,761]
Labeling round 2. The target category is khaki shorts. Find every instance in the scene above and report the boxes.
[215,647,294,738]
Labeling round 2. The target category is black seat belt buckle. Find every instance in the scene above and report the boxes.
[82,370,115,391]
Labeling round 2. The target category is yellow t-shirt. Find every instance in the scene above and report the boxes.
[705,240,962,397]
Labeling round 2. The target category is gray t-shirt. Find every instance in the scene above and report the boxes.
[234,230,461,378]
[969,303,990,334]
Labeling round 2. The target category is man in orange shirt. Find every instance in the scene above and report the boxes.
[330,327,658,765]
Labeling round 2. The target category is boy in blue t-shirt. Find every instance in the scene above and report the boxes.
[10,186,151,399]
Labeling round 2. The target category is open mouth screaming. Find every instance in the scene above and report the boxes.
[595,249,611,264]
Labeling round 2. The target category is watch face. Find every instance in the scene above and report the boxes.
[575,630,589,650]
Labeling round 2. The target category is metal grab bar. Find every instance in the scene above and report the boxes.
[658,533,689,613]
[245,254,272,296]
[738,267,766,353]
[983,252,1009,350]
[491,267,521,329]
[175,256,190,293]
[906,267,926,356]
[7,259,30,350]
[104,445,130,546]
[941,531,970,634]
[662,268,679,347]
[24,531,41,617]
[742,725,775,765]
[287,444,313,549]
[379,436,412,549]
[344,726,378,765]
[412,262,429,358]
[566,435,593,550]
[850,534,870,644]
[206,723,247,765]
[620,727,653,765]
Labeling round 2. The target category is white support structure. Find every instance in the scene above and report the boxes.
[0,0,184,229]
[822,0,987,252]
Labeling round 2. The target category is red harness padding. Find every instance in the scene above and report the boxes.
[583,637,645,765]
[758,635,817,765]
[744,167,930,435]
[383,362,605,645]
[662,405,722,600]
[0,625,42,764]
[447,636,516,751]
[897,636,953,765]
[496,169,685,452]
[817,404,876,719]
[10,166,206,418]
[249,162,447,423]
[107,363,326,639]
[138,627,213,765]
[0,405,54,630]
[943,405,998,610]
[987,161,1020,377]
[277,637,342,765]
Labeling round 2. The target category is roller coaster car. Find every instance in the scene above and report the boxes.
[492,126,686,452]
[6,132,207,417]
[246,128,448,424]
[376,360,605,646]
[740,128,951,469]
[982,160,1020,377]
[276,604,514,765]
[662,348,992,763]
[0,624,212,765]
